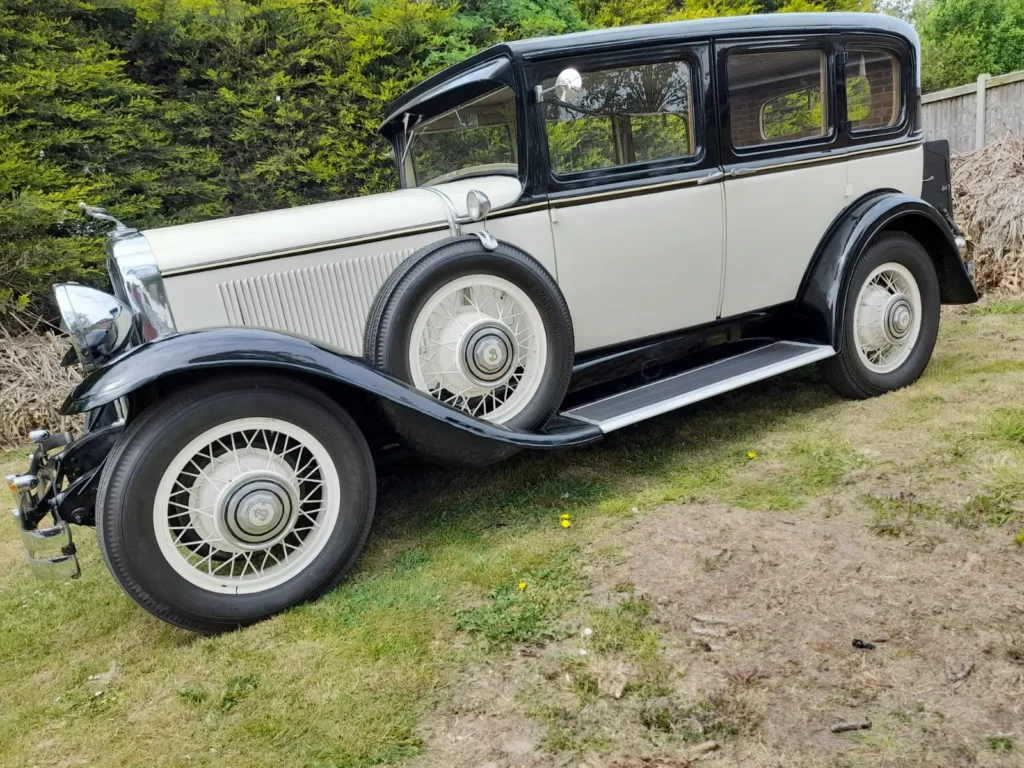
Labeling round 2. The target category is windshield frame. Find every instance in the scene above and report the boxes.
[404,85,521,188]
[385,57,525,190]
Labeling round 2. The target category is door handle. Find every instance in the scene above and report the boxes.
[729,167,756,177]
[697,170,725,185]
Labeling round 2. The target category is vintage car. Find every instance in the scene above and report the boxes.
[10,12,976,633]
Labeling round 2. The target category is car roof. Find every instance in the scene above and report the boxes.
[381,13,918,134]
[500,12,916,58]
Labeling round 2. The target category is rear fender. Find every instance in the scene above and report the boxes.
[797,192,977,349]
[62,328,601,466]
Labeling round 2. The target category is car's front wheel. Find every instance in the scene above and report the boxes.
[96,375,376,633]
[822,232,941,399]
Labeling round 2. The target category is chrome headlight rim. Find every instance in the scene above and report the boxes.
[106,231,177,342]
[54,283,136,370]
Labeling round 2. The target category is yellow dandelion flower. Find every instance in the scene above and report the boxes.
[518,581,527,591]
[560,517,572,528]
[747,451,757,460]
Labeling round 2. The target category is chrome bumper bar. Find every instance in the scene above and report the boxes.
[7,429,81,581]
[11,505,80,580]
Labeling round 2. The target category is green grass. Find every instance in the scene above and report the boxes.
[3,310,1024,766]
[969,299,1024,315]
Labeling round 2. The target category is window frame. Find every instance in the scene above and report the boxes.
[526,42,714,194]
[718,36,839,160]
[838,34,913,144]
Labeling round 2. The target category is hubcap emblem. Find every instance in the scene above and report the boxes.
[462,322,517,385]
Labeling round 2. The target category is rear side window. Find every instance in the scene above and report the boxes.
[845,48,901,131]
[543,60,695,174]
[727,48,829,148]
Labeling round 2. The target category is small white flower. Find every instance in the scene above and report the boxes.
[579,649,588,656]
[38,149,45,158]
[582,627,593,638]
[631,506,639,513]
[275,94,281,102]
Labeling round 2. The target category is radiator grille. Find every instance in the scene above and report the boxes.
[218,249,413,353]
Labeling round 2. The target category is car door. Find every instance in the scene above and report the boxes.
[716,37,848,318]
[529,44,725,354]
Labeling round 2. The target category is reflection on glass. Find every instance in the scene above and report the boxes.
[543,61,694,174]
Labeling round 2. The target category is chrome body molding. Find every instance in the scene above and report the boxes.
[106,231,178,341]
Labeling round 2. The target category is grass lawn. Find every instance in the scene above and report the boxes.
[2,302,1024,767]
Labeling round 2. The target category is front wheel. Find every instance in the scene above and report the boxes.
[822,232,941,399]
[96,376,376,633]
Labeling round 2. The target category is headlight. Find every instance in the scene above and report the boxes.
[54,283,136,370]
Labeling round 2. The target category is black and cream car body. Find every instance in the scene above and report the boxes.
[10,13,976,632]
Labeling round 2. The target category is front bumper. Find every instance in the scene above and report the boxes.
[8,431,80,580]
[7,423,123,581]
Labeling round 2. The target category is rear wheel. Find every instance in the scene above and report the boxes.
[823,233,940,399]
[96,375,375,633]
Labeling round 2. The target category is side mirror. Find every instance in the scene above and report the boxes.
[553,68,583,104]
[466,190,491,222]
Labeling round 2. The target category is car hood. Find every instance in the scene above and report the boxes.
[142,176,524,275]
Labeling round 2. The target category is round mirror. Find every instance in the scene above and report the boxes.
[466,190,491,222]
[553,68,583,104]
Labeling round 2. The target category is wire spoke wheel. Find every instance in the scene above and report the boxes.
[853,261,922,374]
[408,274,548,424]
[153,417,342,594]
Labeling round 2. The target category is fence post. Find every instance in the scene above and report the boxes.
[975,73,990,150]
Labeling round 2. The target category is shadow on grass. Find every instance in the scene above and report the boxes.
[368,367,842,551]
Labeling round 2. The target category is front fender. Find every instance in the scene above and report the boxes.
[797,192,978,349]
[62,329,601,461]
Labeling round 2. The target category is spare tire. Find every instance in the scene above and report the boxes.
[364,237,574,432]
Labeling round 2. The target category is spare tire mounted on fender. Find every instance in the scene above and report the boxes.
[364,237,574,435]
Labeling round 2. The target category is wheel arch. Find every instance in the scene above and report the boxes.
[796,191,977,349]
[61,328,600,466]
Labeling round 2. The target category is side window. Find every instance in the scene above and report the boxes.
[845,48,901,131]
[543,60,695,175]
[727,48,829,148]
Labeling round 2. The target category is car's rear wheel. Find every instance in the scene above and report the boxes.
[96,375,375,634]
[365,239,574,431]
[823,233,940,399]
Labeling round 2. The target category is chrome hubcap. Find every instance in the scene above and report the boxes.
[463,322,517,385]
[219,472,297,550]
[886,297,913,339]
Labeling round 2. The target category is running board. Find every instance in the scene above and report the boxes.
[562,341,836,433]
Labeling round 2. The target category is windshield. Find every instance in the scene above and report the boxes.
[407,86,518,186]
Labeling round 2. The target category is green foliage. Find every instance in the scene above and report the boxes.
[2,0,867,325]
[918,0,1024,92]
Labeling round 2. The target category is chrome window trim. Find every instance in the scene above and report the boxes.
[107,231,178,341]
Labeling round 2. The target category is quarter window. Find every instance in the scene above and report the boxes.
[727,48,829,148]
[543,60,695,174]
[845,48,901,131]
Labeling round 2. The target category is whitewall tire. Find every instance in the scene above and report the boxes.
[96,375,376,634]
[822,233,940,399]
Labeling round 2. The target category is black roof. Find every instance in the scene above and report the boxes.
[382,12,918,133]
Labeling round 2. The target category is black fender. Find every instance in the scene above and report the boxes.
[797,192,978,349]
[61,328,602,466]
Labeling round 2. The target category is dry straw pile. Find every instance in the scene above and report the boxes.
[952,135,1024,295]
[1,327,82,448]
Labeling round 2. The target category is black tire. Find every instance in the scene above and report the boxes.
[822,232,941,399]
[96,375,376,634]
[364,237,574,431]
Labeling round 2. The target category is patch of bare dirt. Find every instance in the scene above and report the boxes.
[416,502,1024,768]
[603,504,1024,767]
